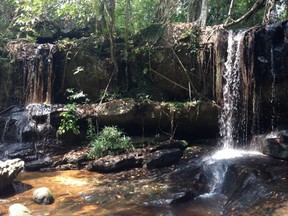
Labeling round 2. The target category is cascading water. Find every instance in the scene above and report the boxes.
[200,30,262,197]
[6,41,56,105]
[219,30,244,149]
[24,43,55,104]
[270,45,277,130]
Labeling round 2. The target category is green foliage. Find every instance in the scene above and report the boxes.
[58,103,80,135]
[66,88,90,103]
[1,0,287,42]
[99,90,121,102]
[86,118,97,141]
[208,0,288,28]
[87,126,134,159]
[58,88,89,135]
[56,38,78,51]
[11,0,97,38]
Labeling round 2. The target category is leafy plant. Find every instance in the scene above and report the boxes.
[99,90,121,102]
[87,126,134,159]
[66,88,89,103]
[86,118,97,141]
[58,88,89,135]
[58,103,80,135]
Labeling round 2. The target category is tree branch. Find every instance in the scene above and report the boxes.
[263,0,276,24]
[224,0,266,27]
[224,0,235,26]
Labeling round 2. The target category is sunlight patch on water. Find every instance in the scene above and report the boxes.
[55,176,89,186]
[199,192,217,198]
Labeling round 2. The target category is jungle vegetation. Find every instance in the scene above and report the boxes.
[0,0,287,42]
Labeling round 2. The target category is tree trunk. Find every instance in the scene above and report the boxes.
[124,0,131,90]
[187,0,208,26]
[155,0,177,25]
[197,0,208,26]
[97,1,108,37]
[104,1,118,79]
[187,0,201,22]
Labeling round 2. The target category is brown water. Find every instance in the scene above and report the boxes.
[0,168,197,216]
[0,166,222,215]
[0,170,110,215]
[1,148,288,216]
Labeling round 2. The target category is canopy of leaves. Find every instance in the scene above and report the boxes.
[0,0,287,41]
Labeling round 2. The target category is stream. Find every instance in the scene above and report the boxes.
[1,26,288,216]
[0,147,288,216]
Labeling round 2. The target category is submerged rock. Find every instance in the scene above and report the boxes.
[0,158,24,193]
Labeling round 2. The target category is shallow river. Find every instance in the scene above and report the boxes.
[1,148,288,216]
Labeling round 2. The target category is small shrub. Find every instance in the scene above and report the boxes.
[58,103,80,135]
[58,88,89,136]
[87,126,134,159]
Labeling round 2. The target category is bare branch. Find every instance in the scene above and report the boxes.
[224,0,235,26]
[224,0,266,27]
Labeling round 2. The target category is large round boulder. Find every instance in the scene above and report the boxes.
[9,203,32,216]
[32,187,54,204]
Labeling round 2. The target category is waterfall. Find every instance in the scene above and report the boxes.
[24,44,55,105]
[270,45,277,130]
[219,30,245,149]
[6,41,56,105]
[198,30,264,197]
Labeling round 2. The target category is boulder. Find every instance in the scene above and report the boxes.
[145,148,183,169]
[251,130,288,160]
[0,158,24,193]
[33,187,54,205]
[149,139,188,152]
[8,203,32,216]
[87,153,144,173]
[24,157,53,171]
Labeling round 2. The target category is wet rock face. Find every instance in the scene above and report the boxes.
[0,100,217,170]
[254,21,288,131]
[220,156,288,215]
[0,105,59,170]
[78,99,219,138]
